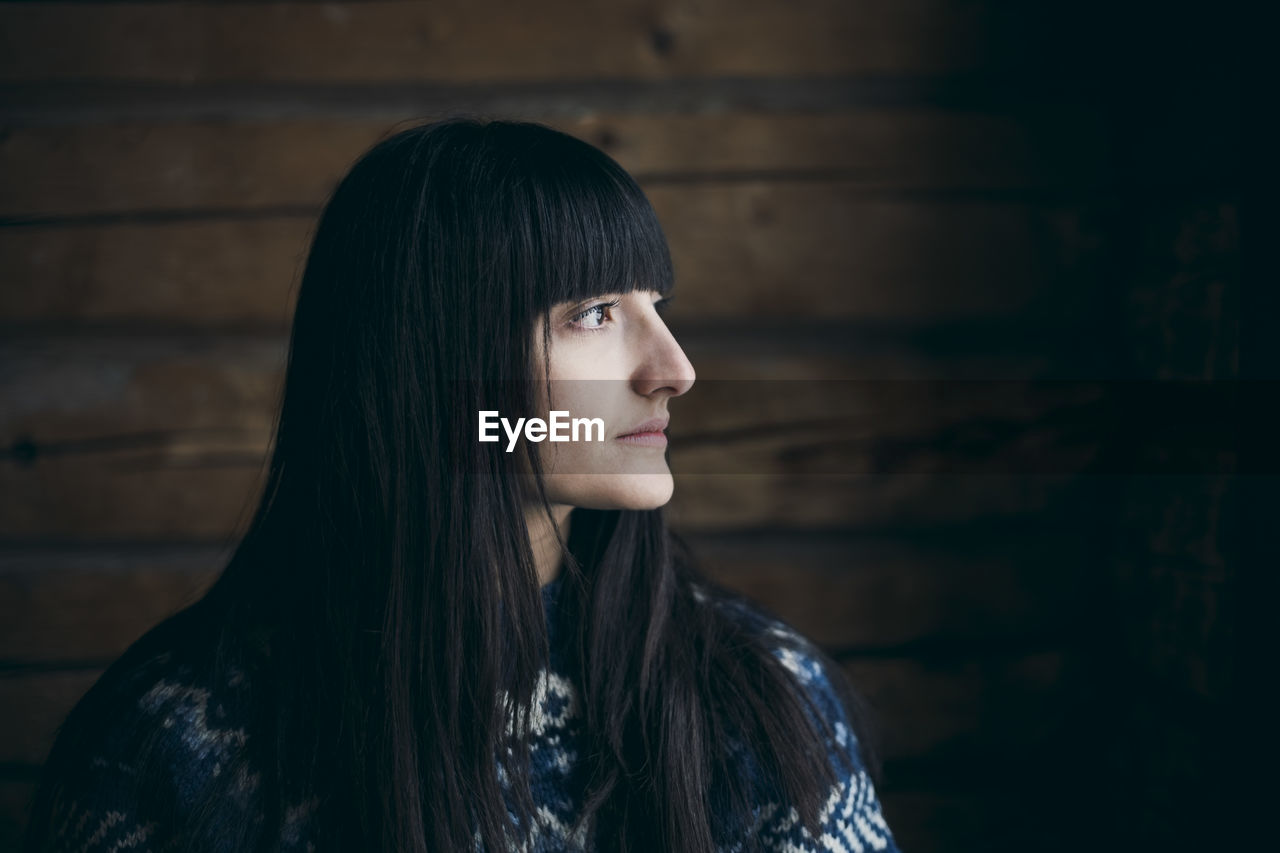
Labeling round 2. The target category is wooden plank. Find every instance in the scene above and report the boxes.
[672,336,1059,381]
[0,217,310,328]
[0,649,1074,767]
[0,111,1107,219]
[0,1,1022,84]
[878,788,1038,853]
[0,548,222,664]
[0,669,100,767]
[843,651,1073,763]
[1111,473,1236,702]
[0,777,36,853]
[0,336,284,447]
[655,189,1087,324]
[695,535,1085,651]
[0,532,1085,663]
[0,338,280,541]
[0,337,1101,540]
[0,458,267,542]
[665,473,1073,532]
[0,194,1103,327]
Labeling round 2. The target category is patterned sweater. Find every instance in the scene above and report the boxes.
[26,575,900,852]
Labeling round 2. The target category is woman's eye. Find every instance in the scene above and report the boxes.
[569,298,620,332]
[654,296,674,316]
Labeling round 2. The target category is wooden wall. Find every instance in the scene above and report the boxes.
[0,2,1239,851]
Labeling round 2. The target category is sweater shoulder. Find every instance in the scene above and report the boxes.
[26,607,265,852]
[694,582,832,680]
[692,583,901,851]
[693,582,859,756]
[73,606,258,776]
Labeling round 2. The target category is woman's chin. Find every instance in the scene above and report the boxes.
[548,472,674,511]
[613,475,675,510]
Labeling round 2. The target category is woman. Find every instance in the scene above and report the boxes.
[24,117,900,852]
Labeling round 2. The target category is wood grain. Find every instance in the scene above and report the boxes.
[0,194,1101,328]
[0,548,223,664]
[696,535,1086,651]
[0,1,1027,84]
[0,111,1106,219]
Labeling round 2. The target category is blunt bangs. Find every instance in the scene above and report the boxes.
[489,121,676,313]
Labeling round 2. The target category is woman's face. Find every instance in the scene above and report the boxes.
[527,289,696,510]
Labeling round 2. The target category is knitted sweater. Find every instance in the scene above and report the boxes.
[27,575,900,852]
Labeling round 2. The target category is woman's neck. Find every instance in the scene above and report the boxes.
[527,504,573,587]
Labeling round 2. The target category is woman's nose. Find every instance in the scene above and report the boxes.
[632,323,696,398]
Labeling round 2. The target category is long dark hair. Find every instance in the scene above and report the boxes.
[25,116,881,852]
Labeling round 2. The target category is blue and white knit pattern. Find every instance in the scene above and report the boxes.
[738,627,897,852]
[33,577,899,852]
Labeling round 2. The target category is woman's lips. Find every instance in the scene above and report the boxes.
[616,415,669,447]
[615,430,668,447]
